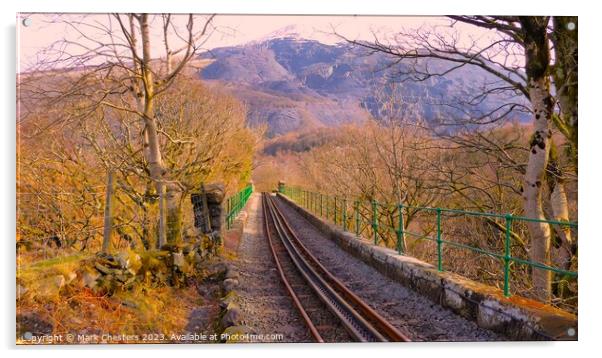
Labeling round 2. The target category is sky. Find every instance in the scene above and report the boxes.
[16,14,503,71]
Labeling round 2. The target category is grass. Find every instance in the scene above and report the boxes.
[17,252,88,283]
[17,251,211,344]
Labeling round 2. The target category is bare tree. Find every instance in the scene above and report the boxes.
[20,13,216,248]
[297,115,443,250]
[17,115,106,251]
[337,16,578,301]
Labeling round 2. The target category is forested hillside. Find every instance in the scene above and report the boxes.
[17,14,259,342]
[200,37,529,136]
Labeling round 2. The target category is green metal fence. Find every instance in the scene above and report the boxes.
[280,185,577,305]
[226,184,253,229]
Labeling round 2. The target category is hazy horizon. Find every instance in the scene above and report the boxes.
[17,14,505,71]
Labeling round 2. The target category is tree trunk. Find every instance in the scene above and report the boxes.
[520,17,554,302]
[547,141,573,269]
[166,183,182,243]
[126,14,153,251]
[163,14,173,74]
[524,77,553,302]
[141,193,151,250]
[145,121,165,249]
[101,170,115,253]
[551,16,578,172]
[139,14,167,248]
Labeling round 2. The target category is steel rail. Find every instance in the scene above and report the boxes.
[261,194,324,343]
[268,194,413,342]
[265,194,385,342]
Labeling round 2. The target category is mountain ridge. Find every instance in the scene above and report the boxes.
[199,37,528,137]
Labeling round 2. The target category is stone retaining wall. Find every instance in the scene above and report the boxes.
[277,193,578,341]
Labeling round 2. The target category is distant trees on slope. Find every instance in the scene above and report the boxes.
[335,16,578,302]
[17,14,258,254]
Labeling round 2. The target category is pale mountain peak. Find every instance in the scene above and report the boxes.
[256,24,326,43]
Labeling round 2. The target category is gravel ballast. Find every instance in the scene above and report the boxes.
[273,195,503,342]
[227,194,313,343]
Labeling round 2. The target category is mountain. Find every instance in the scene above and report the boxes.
[199,37,528,137]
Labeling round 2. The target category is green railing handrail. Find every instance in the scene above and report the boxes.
[226,184,253,229]
[280,185,577,300]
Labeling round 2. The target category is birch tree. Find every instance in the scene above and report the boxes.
[338,16,578,301]
[21,13,216,248]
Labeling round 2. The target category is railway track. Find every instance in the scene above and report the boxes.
[261,193,412,343]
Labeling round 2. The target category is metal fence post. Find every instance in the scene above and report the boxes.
[355,201,360,237]
[307,191,309,209]
[396,204,404,255]
[307,191,310,211]
[320,193,323,217]
[333,197,338,225]
[503,214,513,297]
[436,208,442,271]
[343,198,348,232]
[372,200,378,245]
[226,197,230,229]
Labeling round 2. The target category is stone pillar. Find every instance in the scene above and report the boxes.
[204,183,225,234]
[191,183,225,254]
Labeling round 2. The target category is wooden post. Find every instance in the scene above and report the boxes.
[102,170,115,253]
[157,184,167,248]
